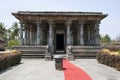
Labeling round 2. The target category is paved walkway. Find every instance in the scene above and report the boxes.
[0,59,120,80]
[71,59,120,80]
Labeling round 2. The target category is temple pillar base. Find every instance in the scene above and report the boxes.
[45,53,52,60]
[20,38,24,45]
[66,53,74,61]
[45,45,53,60]
[66,46,74,61]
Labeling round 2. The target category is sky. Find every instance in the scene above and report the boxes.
[0,0,120,39]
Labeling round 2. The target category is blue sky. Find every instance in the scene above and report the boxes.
[0,0,120,39]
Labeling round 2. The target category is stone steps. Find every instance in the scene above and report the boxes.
[73,51,98,58]
[74,53,97,59]
[11,46,48,58]
[22,55,45,58]
[12,46,102,59]
[21,51,45,58]
[71,46,102,59]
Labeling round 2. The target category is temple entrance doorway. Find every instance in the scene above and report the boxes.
[55,33,65,54]
[56,34,64,50]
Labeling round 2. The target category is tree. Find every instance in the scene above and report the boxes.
[116,33,120,42]
[9,22,19,40]
[0,22,20,48]
[0,22,7,41]
[7,22,20,47]
[100,34,111,43]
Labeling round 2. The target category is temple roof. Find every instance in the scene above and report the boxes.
[12,11,107,16]
[12,11,108,21]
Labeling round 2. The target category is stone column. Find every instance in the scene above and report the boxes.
[45,20,54,60]
[95,21,100,46]
[88,27,90,46]
[48,21,53,47]
[92,25,96,46]
[40,25,43,45]
[30,25,32,45]
[66,21,74,60]
[36,21,42,45]
[77,25,80,45]
[66,21,71,46]
[32,27,35,45]
[20,22,24,45]
[24,24,27,45]
[32,27,34,45]
[90,26,94,46]
[91,26,95,46]
[47,20,54,59]
[27,26,30,45]
[79,21,84,46]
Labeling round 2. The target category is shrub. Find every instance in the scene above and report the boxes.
[97,48,120,71]
[7,39,19,48]
[0,51,21,71]
[106,46,120,52]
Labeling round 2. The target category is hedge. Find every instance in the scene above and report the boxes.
[0,51,22,71]
[97,48,120,71]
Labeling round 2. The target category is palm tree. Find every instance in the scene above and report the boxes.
[9,22,19,40]
[6,22,20,48]
[0,22,7,40]
[0,22,20,48]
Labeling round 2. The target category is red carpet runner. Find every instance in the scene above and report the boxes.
[63,59,92,80]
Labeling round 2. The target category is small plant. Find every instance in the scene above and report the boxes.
[7,39,19,48]
[11,50,18,53]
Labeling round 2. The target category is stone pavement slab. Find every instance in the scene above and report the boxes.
[0,59,64,80]
[0,59,120,80]
[71,59,120,80]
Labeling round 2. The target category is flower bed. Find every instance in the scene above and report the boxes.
[0,50,22,71]
[97,46,120,71]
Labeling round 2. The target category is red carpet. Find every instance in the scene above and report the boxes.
[63,59,92,80]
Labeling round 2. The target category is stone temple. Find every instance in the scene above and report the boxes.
[12,11,108,60]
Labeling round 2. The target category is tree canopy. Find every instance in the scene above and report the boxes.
[0,22,7,40]
[100,34,112,43]
[8,22,19,40]
[0,22,19,48]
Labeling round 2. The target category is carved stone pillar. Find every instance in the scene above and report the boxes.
[36,22,40,45]
[79,21,84,46]
[20,22,24,45]
[24,27,27,45]
[48,20,54,55]
[27,26,30,45]
[45,20,54,60]
[66,21,71,46]
[92,26,95,46]
[42,26,45,45]
[32,26,34,45]
[24,23,28,45]
[77,25,80,45]
[33,27,35,45]
[91,26,95,46]
[90,26,93,46]
[49,22,53,46]
[30,26,32,45]
[48,21,54,46]
[40,25,43,45]
[95,21,100,46]
[88,27,90,46]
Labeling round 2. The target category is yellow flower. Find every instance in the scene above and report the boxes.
[102,49,110,53]
[11,50,17,53]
